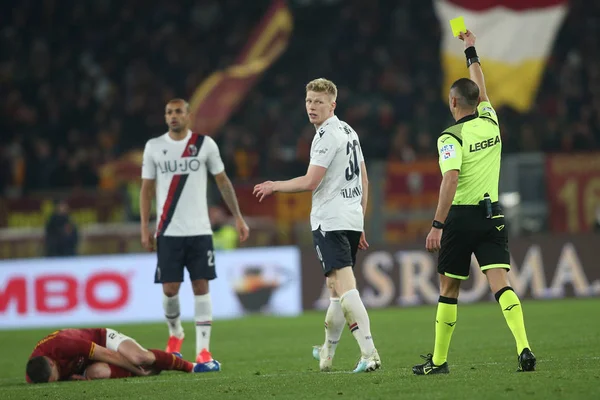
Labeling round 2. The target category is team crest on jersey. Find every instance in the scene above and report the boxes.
[188,144,198,156]
[440,144,456,160]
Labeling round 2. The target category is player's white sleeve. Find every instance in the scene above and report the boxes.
[141,142,156,180]
[309,130,338,168]
[205,136,225,175]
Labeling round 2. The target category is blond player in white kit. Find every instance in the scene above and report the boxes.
[140,99,250,372]
[253,79,381,373]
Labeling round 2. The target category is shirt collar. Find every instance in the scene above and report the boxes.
[455,113,478,125]
[316,115,338,131]
[165,129,192,144]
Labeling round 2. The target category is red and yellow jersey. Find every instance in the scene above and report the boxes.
[26,328,107,383]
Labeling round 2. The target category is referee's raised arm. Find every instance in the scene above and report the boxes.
[459,30,489,103]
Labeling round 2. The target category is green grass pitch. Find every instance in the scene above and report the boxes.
[0,298,598,399]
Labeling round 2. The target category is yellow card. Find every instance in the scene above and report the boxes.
[449,16,467,37]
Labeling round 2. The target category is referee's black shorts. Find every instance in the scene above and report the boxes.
[437,203,510,280]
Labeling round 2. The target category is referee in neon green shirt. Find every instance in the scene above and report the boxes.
[412,30,536,375]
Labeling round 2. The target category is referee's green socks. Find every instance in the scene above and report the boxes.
[432,296,457,366]
[495,286,531,354]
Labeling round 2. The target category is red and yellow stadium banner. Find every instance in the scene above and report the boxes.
[189,0,293,135]
[434,0,568,112]
[546,153,600,233]
[384,160,441,210]
[384,160,441,243]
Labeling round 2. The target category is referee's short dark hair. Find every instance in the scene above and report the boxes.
[450,78,480,108]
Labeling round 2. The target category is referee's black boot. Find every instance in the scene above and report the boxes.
[412,353,449,375]
[517,348,536,372]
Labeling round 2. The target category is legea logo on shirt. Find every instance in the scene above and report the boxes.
[440,144,456,160]
[314,148,328,155]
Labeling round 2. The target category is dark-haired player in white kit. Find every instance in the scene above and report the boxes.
[140,99,250,373]
[254,79,381,373]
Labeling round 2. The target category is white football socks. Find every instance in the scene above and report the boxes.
[194,294,213,355]
[323,298,345,356]
[340,289,375,357]
[163,293,184,338]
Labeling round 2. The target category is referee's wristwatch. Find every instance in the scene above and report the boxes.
[432,220,445,230]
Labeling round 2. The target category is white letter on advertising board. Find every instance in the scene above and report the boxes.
[361,251,395,308]
[396,251,438,305]
[550,243,592,297]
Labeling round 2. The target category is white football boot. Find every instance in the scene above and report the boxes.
[352,349,381,373]
[312,345,334,372]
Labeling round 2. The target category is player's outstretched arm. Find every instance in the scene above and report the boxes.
[275,165,327,193]
[459,30,489,102]
[253,165,327,202]
[214,171,250,242]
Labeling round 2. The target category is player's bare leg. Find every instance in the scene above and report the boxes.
[84,362,133,380]
[329,267,380,373]
[111,334,193,373]
[163,282,185,353]
[84,362,158,380]
[116,339,155,366]
[191,279,220,372]
[85,355,190,380]
[485,268,536,371]
[313,280,345,371]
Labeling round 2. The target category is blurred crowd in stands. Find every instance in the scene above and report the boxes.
[1,0,599,198]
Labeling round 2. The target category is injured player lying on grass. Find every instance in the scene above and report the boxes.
[25,328,200,383]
